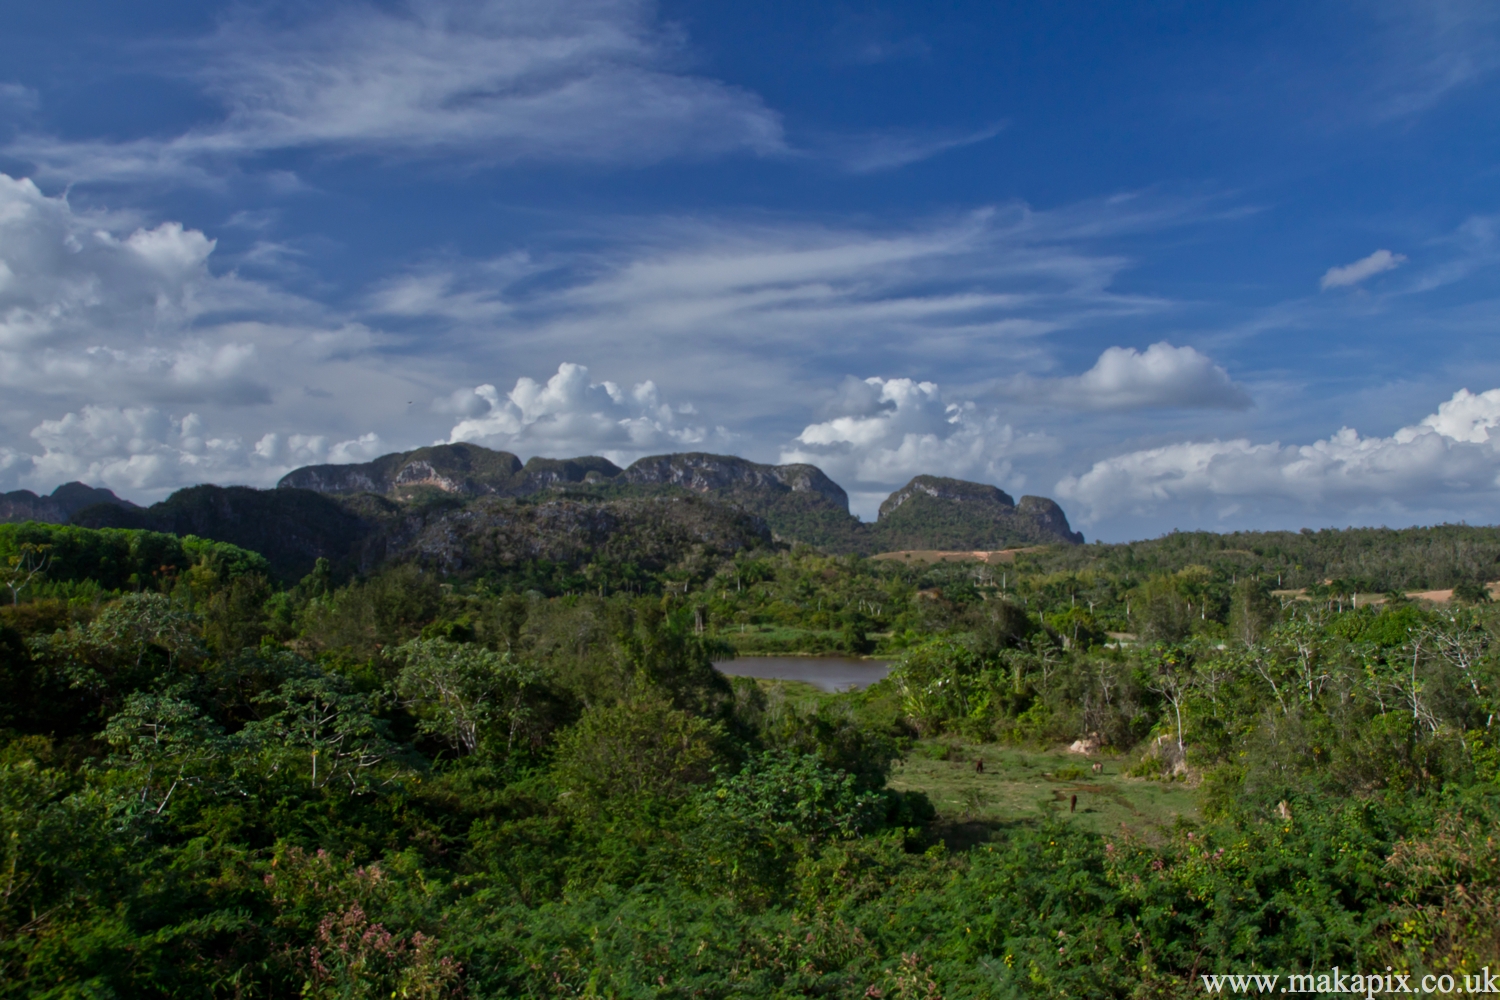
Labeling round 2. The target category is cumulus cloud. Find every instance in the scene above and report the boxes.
[0,172,289,403]
[0,401,387,500]
[0,170,436,501]
[444,362,724,463]
[781,375,1050,518]
[27,407,244,494]
[1320,249,1407,290]
[1016,342,1251,410]
[1056,387,1500,523]
[0,403,387,500]
[0,175,210,349]
[252,431,386,468]
[13,0,784,183]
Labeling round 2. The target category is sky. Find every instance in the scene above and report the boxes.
[1,0,1499,541]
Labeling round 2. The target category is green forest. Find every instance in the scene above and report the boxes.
[3,518,1499,997]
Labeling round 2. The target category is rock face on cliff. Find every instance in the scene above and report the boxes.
[279,446,844,507]
[619,453,848,508]
[0,483,139,524]
[277,446,1083,553]
[277,447,862,546]
[871,475,1084,550]
[276,443,624,499]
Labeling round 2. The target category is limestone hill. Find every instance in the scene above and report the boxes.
[0,483,139,524]
[275,445,1083,555]
[71,483,770,583]
[16,447,1082,582]
[872,475,1083,550]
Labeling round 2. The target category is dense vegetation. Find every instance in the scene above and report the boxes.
[2,519,1499,997]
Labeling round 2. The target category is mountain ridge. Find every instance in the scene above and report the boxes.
[0,482,140,525]
[8,447,1083,580]
[272,445,1080,554]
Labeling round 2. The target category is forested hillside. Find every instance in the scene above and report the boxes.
[2,517,1499,996]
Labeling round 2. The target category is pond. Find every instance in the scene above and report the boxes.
[714,656,893,692]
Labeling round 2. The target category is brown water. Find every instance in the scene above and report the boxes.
[715,656,893,692]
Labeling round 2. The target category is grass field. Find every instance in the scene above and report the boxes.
[889,740,1200,846]
[720,625,845,654]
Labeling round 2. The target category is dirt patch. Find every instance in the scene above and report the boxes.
[870,547,1045,566]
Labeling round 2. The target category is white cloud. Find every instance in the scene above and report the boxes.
[371,198,1195,428]
[6,404,386,500]
[781,375,1051,519]
[0,173,446,499]
[0,180,1238,513]
[445,362,724,463]
[1369,0,1500,118]
[28,406,246,495]
[1015,342,1251,410]
[12,0,784,183]
[252,431,386,468]
[1056,387,1500,523]
[0,172,292,403]
[826,123,1006,174]
[0,446,25,491]
[0,83,39,115]
[1320,249,1407,290]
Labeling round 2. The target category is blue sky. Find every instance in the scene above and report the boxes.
[1,0,1499,541]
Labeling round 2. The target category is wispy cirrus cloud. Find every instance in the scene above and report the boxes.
[368,195,1205,424]
[1321,248,1406,290]
[10,0,786,185]
[822,122,1006,174]
[1369,0,1500,118]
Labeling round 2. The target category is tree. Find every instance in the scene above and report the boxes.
[703,749,883,848]
[1135,575,1194,643]
[393,637,550,756]
[1420,611,1494,728]
[103,692,225,815]
[33,592,203,710]
[244,675,399,792]
[1147,645,1194,761]
[1228,578,1278,645]
[552,696,724,812]
[2,543,50,605]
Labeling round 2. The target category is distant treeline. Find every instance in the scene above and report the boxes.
[1022,523,1500,592]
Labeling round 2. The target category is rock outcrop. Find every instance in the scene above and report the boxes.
[275,445,1084,554]
[620,453,849,509]
[871,474,1084,550]
[877,476,1016,519]
[280,444,535,496]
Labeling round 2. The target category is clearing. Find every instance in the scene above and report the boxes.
[889,740,1200,845]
